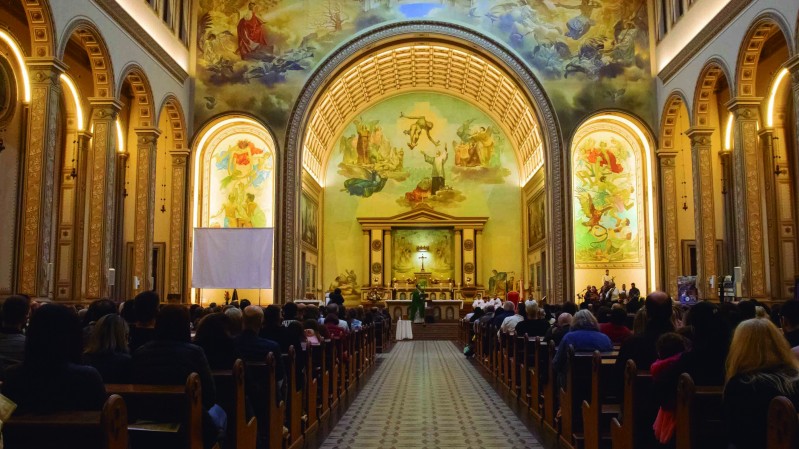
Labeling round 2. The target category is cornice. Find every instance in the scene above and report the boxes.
[92,0,188,83]
[658,0,751,84]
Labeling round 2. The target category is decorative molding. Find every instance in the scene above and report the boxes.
[168,153,188,297]
[686,127,717,299]
[92,0,189,83]
[371,240,382,252]
[659,152,679,298]
[285,21,564,304]
[132,128,161,295]
[463,239,474,251]
[371,262,382,274]
[20,0,55,58]
[658,0,751,83]
[464,262,475,274]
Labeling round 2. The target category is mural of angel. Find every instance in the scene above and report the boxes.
[578,192,611,230]
[342,169,387,198]
[400,112,440,149]
[237,2,273,60]
[558,0,602,40]
[454,120,497,168]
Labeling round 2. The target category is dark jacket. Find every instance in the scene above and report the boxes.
[234,330,285,382]
[83,351,132,383]
[132,340,216,410]
[3,363,106,413]
[724,368,799,449]
[514,319,550,338]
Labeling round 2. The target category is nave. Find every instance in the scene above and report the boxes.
[319,341,543,449]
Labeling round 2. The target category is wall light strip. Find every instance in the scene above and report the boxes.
[116,119,125,153]
[767,68,789,128]
[0,29,31,102]
[59,74,84,131]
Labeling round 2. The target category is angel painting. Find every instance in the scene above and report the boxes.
[453,119,497,168]
[341,168,387,198]
[578,192,611,232]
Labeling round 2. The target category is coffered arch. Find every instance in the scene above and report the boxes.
[660,91,691,150]
[117,63,154,129]
[56,18,114,98]
[693,59,733,127]
[157,94,187,152]
[19,0,55,58]
[284,21,566,306]
[735,14,793,98]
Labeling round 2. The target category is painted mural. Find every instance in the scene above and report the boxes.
[195,0,652,132]
[527,191,545,248]
[323,92,522,293]
[202,126,274,228]
[571,126,644,267]
[300,192,318,248]
[392,229,454,280]
[332,92,513,211]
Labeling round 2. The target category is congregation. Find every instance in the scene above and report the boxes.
[463,291,799,449]
[0,293,391,449]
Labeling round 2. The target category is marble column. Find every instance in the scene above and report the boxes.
[727,98,767,298]
[132,128,161,295]
[383,230,391,287]
[685,127,718,299]
[454,229,462,287]
[657,150,679,298]
[17,58,65,298]
[85,98,123,300]
[167,151,189,300]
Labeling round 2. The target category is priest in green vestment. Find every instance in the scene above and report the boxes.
[409,284,425,323]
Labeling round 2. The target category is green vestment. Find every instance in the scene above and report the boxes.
[409,288,424,321]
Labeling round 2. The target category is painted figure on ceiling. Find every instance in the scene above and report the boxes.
[400,113,440,149]
[237,2,272,60]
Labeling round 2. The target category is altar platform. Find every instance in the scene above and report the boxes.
[385,299,463,322]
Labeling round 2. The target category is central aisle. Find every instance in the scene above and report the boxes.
[319,341,544,449]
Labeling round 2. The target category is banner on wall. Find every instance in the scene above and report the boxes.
[192,228,273,288]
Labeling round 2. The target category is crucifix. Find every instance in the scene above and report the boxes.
[418,253,427,271]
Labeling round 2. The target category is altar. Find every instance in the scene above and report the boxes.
[385,299,463,322]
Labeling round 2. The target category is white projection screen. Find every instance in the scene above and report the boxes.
[192,228,274,288]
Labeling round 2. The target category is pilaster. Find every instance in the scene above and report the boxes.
[727,97,767,298]
[167,151,189,300]
[18,58,66,298]
[382,230,391,287]
[132,128,161,295]
[657,150,679,298]
[454,229,462,287]
[85,98,123,300]
[686,127,718,299]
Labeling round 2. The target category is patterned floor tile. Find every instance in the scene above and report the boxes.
[318,341,545,449]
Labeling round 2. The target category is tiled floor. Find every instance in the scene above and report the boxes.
[319,341,544,449]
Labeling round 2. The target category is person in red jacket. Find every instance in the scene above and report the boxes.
[599,306,632,344]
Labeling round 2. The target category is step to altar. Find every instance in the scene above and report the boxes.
[406,322,460,340]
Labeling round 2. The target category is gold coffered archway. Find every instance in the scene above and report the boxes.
[301,41,545,186]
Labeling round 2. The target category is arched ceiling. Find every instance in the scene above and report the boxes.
[301,41,545,185]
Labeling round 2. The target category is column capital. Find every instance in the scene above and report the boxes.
[725,97,763,118]
[785,55,799,74]
[685,127,715,146]
[88,98,124,120]
[656,149,678,159]
[26,57,67,84]
[134,127,161,145]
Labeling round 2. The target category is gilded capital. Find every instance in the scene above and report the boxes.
[725,97,763,119]
[89,98,123,121]
[685,127,714,147]
[135,128,161,146]
[26,58,67,86]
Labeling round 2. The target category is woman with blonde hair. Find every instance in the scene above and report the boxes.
[83,313,132,383]
[723,318,799,449]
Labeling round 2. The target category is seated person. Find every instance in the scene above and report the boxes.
[0,295,30,370]
[723,318,799,449]
[83,314,132,383]
[3,304,106,413]
[132,305,225,448]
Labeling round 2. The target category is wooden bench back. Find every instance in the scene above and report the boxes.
[675,373,725,449]
[105,373,203,449]
[213,359,256,449]
[768,396,799,449]
[3,394,128,449]
[244,353,286,449]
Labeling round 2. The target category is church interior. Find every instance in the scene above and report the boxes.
[1,0,799,448]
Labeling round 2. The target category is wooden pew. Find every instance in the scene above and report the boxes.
[559,348,597,449]
[768,396,799,449]
[582,352,619,449]
[375,321,385,353]
[245,353,287,449]
[528,337,546,421]
[212,360,257,449]
[304,341,319,434]
[283,347,304,449]
[326,338,340,409]
[106,373,211,449]
[314,339,330,421]
[517,334,529,406]
[675,373,725,449]
[610,360,653,449]
[542,342,559,435]
[3,394,128,449]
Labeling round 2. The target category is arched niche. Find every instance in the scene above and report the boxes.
[191,115,277,304]
[570,113,656,297]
